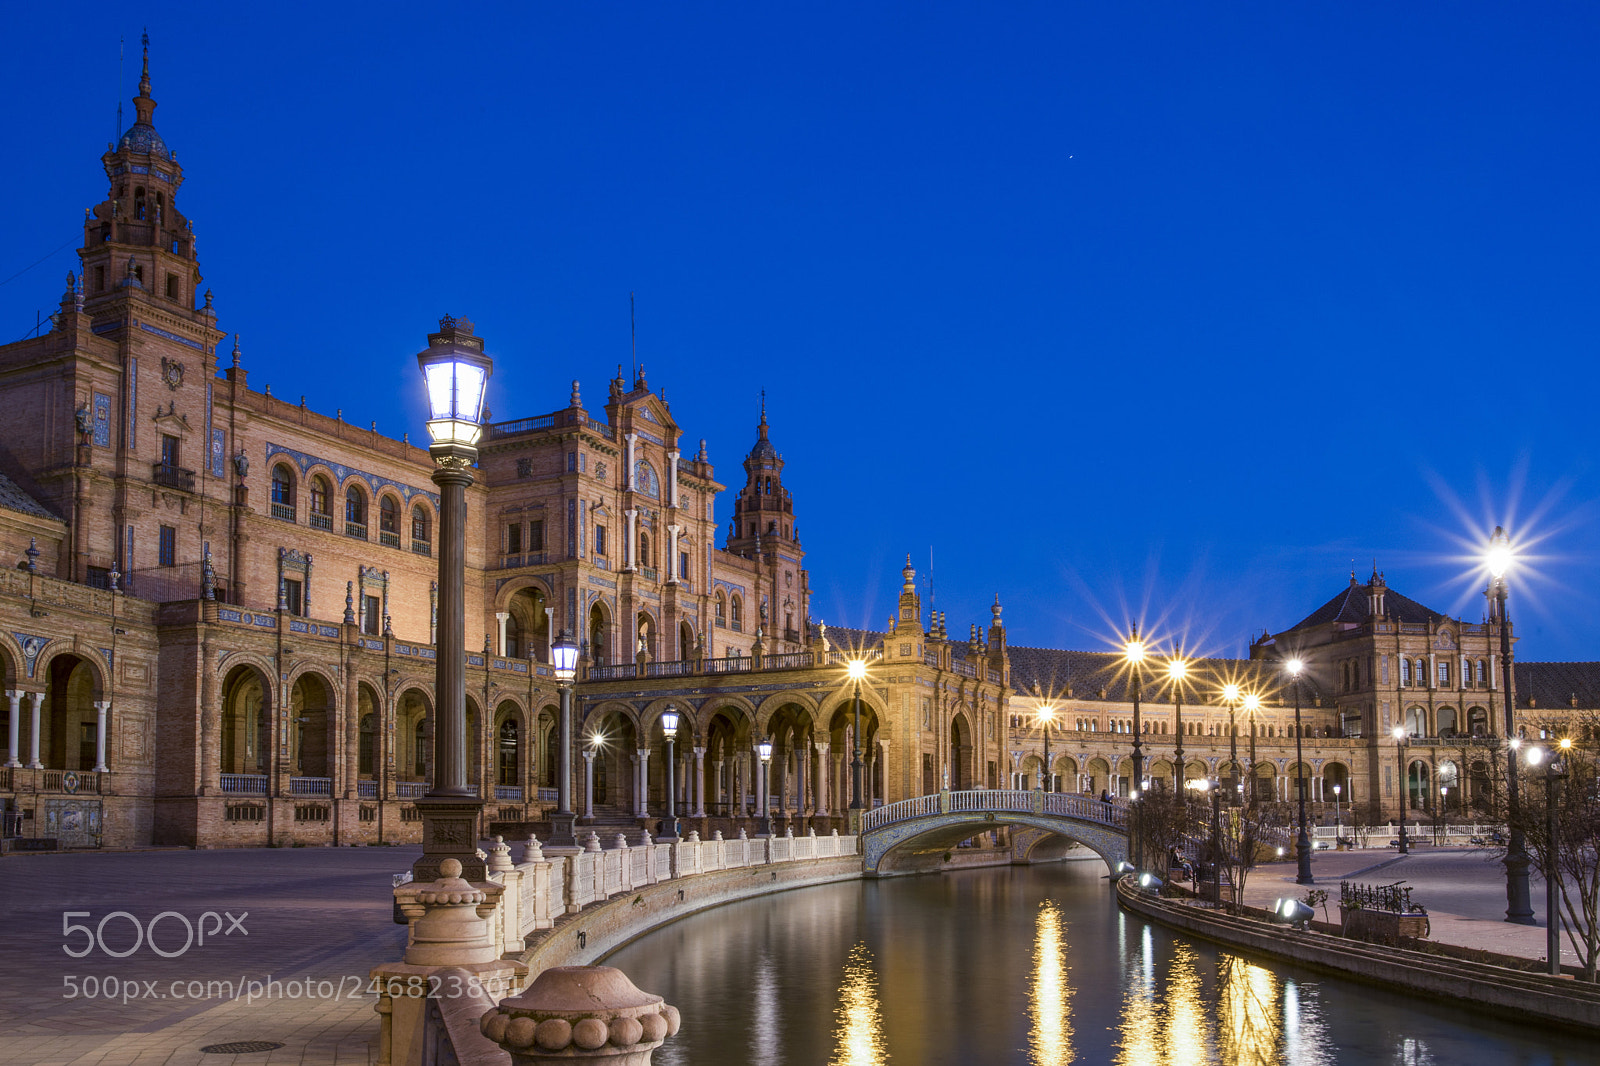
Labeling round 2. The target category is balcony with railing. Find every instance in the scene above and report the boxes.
[412,539,431,557]
[289,776,332,796]
[346,521,367,540]
[220,774,268,795]
[152,462,196,492]
[380,530,401,548]
[396,781,429,798]
[271,501,296,522]
[357,780,378,799]
[494,785,523,801]
[309,511,333,530]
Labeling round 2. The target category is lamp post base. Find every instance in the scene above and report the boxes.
[546,811,579,850]
[412,795,487,883]
[1504,847,1537,925]
[1295,830,1314,884]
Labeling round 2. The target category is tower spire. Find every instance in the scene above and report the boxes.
[758,389,768,437]
[134,30,155,127]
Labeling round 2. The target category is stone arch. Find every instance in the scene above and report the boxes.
[34,646,107,700]
[538,702,560,788]
[1284,762,1313,802]
[495,699,525,788]
[1436,706,1459,737]
[950,711,975,791]
[1251,760,1276,803]
[1404,704,1427,736]
[588,598,613,665]
[28,652,105,772]
[865,812,1127,875]
[289,671,336,779]
[1147,758,1175,792]
[1406,759,1432,810]
[585,704,639,811]
[408,497,433,550]
[377,490,404,544]
[356,681,383,780]
[1322,760,1351,805]
[270,460,298,518]
[0,631,27,685]
[702,701,758,816]
[342,477,369,534]
[1467,705,1490,736]
[1084,757,1110,795]
[501,584,550,661]
[396,687,433,781]
[678,619,696,661]
[220,662,272,776]
[1053,755,1078,791]
[755,691,820,735]
[636,611,657,661]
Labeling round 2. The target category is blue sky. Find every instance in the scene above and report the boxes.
[4,4,1598,660]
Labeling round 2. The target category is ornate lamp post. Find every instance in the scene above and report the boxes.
[1124,629,1147,794]
[549,630,580,847]
[1037,705,1056,792]
[1288,658,1313,884]
[1488,526,1536,925]
[1332,783,1343,844]
[413,317,491,882]
[1167,653,1188,788]
[847,659,867,812]
[757,738,774,835]
[1244,693,1261,807]
[1392,725,1410,856]
[660,706,680,840]
[1222,683,1242,804]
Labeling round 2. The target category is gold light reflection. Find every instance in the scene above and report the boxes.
[1217,954,1281,1066]
[1165,943,1211,1064]
[1029,901,1073,1066]
[1114,929,1161,1066]
[828,942,888,1066]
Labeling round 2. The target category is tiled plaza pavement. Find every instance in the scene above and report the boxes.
[0,847,420,1066]
[1240,844,1583,968]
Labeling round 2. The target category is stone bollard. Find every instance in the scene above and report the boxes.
[712,829,723,842]
[807,826,816,837]
[585,832,603,852]
[488,835,516,873]
[614,832,630,851]
[737,827,748,840]
[523,833,544,863]
[482,965,680,1065]
[400,858,503,966]
[784,824,794,838]
[687,830,700,843]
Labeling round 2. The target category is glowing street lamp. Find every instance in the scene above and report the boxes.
[1288,658,1313,884]
[847,659,867,812]
[1487,525,1535,925]
[757,738,774,835]
[1167,654,1189,788]
[660,706,681,840]
[1124,629,1147,796]
[1538,738,1574,974]
[1221,683,1242,804]
[1392,725,1410,856]
[1243,692,1261,807]
[413,316,492,881]
[549,629,580,846]
[1037,705,1057,792]
[1332,783,1343,844]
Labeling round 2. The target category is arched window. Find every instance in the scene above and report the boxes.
[730,596,743,631]
[411,506,431,552]
[379,495,400,546]
[498,719,519,786]
[715,593,727,626]
[345,485,367,537]
[134,187,147,220]
[309,476,331,529]
[638,531,651,569]
[1400,658,1412,685]
[359,714,375,776]
[1416,659,1427,686]
[1476,660,1487,686]
[270,465,295,521]
[414,718,427,777]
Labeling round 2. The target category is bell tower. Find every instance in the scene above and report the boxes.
[725,393,799,558]
[79,34,205,318]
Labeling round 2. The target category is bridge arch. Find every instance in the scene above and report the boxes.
[861,790,1128,876]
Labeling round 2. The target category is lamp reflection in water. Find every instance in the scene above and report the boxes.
[828,942,888,1066]
[1217,955,1283,1065]
[1028,901,1073,1066]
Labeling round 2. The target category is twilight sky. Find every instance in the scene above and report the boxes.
[4,4,1599,660]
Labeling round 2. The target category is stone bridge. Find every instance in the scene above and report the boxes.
[860,789,1129,874]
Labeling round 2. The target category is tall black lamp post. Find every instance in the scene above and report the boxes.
[1037,705,1056,792]
[1487,526,1536,925]
[1222,683,1242,804]
[1288,658,1313,884]
[1124,629,1146,792]
[414,316,491,882]
[1167,653,1188,788]
[1529,740,1571,975]
[1244,692,1261,807]
[1392,725,1410,856]
[847,659,866,813]
[660,706,680,840]
[548,630,579,847]
[757,738,774,835]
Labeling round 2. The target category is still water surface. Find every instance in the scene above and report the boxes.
[605,859,1593,1065]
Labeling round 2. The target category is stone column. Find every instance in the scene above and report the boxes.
[497,612,511,657]
[667,449,680,509]
[93,700,109,773]
[544,607,556,662]
[28,691,43,769]
[623,510,638,571]
[635,749,650,818]
[712,757,724,816]
[665,525,681,583]
[815,742,830,816]
[624,432,637,486]
[794,742,806,816]
[5,690,20,768]
[582,749,595,820]
[692,746,706,817]
[735,753,748,817]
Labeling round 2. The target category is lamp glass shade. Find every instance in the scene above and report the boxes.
[419,351,491,445]
[1286,658,1304,676]
[551,632,580,681]
[758,740,773,762]
[661,709,679,736]
[846,659,867,681]
[1222,683,1240,703]
[1487,525,1512,579]
[1243,694,1260,712]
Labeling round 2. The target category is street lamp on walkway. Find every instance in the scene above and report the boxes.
[1167,653,1189,788]
[1488,526,1536,925]
[847,658,867,812]
[1222,683,1242,804]
[1288,658,1313,885]
[414,317,491,882]
[1244,692,1261,807]
[757,738,774,835]
[1037,705,1057,792]
[660,706,680,840]
[1527,739,1571,975]
[1392,725,1410,856]
[549,630,579,847]
[1124,630,1147,796]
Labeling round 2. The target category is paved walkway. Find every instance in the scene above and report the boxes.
[0,847,420,1066]
[1239,845,1583,968]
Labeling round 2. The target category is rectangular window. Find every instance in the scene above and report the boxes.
[528,520,544,551]
[86,566,110,590]
[158,525,176,567]
[1400,658,1411,685]
[516,457,532,478]
[507,523,522,554]
[595,525,607,555]
[579,453,587,473]
[679,551,689,579]
[364,595,381,635]
[1438,661,1449,686]
[161,434,179,468]
[94,266,105,292]
[567,451,576,472]
[165,273,178,299]
[283,578,303,616]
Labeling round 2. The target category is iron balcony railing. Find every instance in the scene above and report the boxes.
[152,462,196,491]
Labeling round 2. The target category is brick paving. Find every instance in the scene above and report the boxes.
[0,847,420,1065]
[1240,844,1584,968]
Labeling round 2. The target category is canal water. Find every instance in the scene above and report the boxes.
[605,858,1594,1065]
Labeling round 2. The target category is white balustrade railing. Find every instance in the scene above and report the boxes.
[396,781,429,798]
[494,786,523,801]
[290,776,333,797]
[864,789,1131,833]
[220,774,268,795]
[357,780,378,799]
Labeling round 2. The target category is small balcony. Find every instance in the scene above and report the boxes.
[309,512,333,531]
[345,521,367,540]
[271,502,296,522]
[152,462,196,492]
[412,539,432,557]
[380,530,401,548]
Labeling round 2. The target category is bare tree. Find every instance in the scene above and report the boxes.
[1133,786,1207,881]
[1498,713,1600,981]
